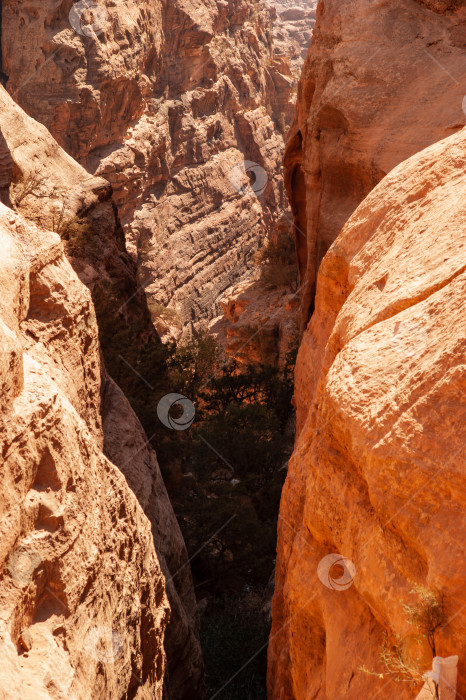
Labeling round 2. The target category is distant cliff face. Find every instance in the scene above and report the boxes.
[268,0,317,76]
[2,0,296,331]
[269,120,466,698]
[284,0,466,329]
[0,85,204,700]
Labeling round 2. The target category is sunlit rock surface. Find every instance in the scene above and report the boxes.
[2,0,297,330]
[284,0,466,328]
[269,127,466,699]
[0,203,169,699]
[0,85,204,699]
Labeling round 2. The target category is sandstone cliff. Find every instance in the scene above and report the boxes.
[2,0,295,331]
[268,0,317,77]
[285,0,466,329]
[269,124,466,698]
[0,86,203,699]
[0,201,169,698]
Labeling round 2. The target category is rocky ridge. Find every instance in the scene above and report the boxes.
[0,189,169,699]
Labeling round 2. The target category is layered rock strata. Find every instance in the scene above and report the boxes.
[269,126,466,698]
[0,86,203,699]
[285,0,466,329]
[2,0,295,330]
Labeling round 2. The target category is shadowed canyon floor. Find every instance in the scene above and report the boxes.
[0,0,465,698]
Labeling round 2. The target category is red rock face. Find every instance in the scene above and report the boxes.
[1,0,296,329]
[271,2,466,695]
[268,0,317,76]
[269,126,466,698]
[209,271,299,367]
[285,0,466,329]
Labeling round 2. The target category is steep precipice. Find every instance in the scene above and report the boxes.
[2,0,296,332]
[269,123,466,698]
[284,0,466,329]
[0,85,204,699]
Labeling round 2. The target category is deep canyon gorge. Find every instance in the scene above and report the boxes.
[0,0,464,699]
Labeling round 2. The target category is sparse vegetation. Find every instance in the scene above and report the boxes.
[147,300,182,329]
[59,217,98,256]
[10,170,46,207]
[361,586,447,699]
[91,266,297,700]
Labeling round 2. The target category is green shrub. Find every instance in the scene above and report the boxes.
[147,300,182,328]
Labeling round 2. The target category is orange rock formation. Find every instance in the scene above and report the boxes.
[269,125,466,698]
[285,0,466,329]
[0,194,169,698]
[2,0,296,329]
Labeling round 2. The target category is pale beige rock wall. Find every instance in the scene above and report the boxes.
[0,204,169,699]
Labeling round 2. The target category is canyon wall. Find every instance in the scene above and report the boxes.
[0,86,203,699]
[0,174,169,697]
[268,0,317,77]
[285,0,466,328]
[2,0,295,331]
[270,120,466,700]
[269,0,466,693]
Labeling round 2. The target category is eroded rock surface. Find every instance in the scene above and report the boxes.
[0,86,204,699]
[268,0,317,76]
[269,127,466,698]
[0,204,169,699]
[209,268,298,367]
[2,0,296,330]
[285,0,466,328]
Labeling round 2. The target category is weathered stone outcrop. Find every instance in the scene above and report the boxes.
[0,86,204,699]
[209,271,298,367]
[209,213,299,366]
[0,204,169,698]
[269,126,466,698]
[285,0,466,329]
[268,0,317,76]
[2,0,295,330]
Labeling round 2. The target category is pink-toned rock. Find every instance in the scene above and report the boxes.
[269,127,466,698]
[0,84,204,698]
[209,270,299,367]
[285,0,466,329]
[268,0,317,76]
